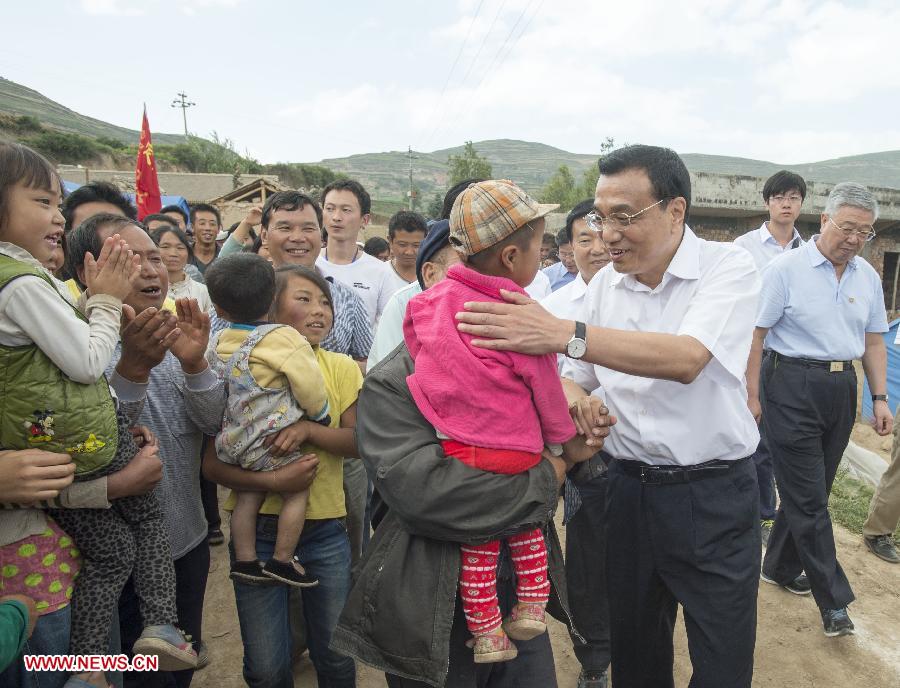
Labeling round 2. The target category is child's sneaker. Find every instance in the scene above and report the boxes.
[472,627,518,664]
[132,624,198,671]
[503,602,547,641]
[230,559,272,584]
[262,556,319,587]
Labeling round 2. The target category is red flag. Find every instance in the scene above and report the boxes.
[135,106,161,220]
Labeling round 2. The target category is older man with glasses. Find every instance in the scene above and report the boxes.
[746,182,892,638]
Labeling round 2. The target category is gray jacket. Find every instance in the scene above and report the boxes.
[331,346,575,687]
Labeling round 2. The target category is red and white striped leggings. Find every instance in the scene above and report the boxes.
[458,529,550,635]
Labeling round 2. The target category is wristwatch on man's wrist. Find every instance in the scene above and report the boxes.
[872,394,889,403]
[566,321,587,359]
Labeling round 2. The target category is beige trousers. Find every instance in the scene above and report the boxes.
[864,405,900,536]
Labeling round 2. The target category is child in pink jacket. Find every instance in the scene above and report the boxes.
[404,180,576,664]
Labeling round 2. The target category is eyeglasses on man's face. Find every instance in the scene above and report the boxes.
[770,194,803,204]
[828,217,876,242]
[584,198,666,233]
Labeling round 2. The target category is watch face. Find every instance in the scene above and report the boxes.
[567,338,587,359]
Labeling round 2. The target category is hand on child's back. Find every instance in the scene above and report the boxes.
[84,234,141,301]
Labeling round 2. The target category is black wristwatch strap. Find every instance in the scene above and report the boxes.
[872,394,888,402]
[575,321,586,341]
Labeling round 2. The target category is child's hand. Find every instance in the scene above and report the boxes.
[129,425,156,449]
[84,235,141,301]
[568,396,615,447]
[264,421,312,458]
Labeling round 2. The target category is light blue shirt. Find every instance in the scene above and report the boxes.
[732,222,802,271]
[756,235,888,360]
[541,261,576,291]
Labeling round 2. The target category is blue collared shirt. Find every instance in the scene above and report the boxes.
[756,235,888,360]
[541,261,577,291]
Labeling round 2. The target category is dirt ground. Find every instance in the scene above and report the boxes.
[192,425,900,688]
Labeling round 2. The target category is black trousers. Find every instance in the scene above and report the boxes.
[565,472,610,674]
[120,538,211,688]
[751,424,777,521]
[606,457,760,688]
[760,355,856,611]
[384,577,558,688]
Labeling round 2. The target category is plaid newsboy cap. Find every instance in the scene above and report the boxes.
[448,179,558,257]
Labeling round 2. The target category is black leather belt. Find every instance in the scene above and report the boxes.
[766,350,853,372]
[616,457,747,484]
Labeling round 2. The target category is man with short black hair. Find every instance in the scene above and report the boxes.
[540,232,557,266]
[189,203,222,277]
[143,213,179,233]
[62,181,137,233]
[161,204,190,232]
[734,169,807,544]
[457,145,763,687]
[539,198,611,688]
[384,210,427,294]
[542,227,578,292]
[317,180,394,326]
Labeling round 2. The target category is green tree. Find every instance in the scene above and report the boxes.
[426,192,443,219]
[447,141,492,186]
[539,165,579,208]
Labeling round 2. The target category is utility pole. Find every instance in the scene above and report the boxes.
[407,145,418,210]
[170,92,196,137]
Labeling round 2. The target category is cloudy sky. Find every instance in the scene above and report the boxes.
[3,0,899,164]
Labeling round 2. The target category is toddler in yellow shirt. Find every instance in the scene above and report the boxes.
[205,253,330,586]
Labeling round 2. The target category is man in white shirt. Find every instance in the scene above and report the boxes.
[733,170,806,544]
[316,180,394,326]
[383,210,427,295]
[457,145,762,688]
[540,198,611,688]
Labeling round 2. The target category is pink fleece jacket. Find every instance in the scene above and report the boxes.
[403,263,576,454]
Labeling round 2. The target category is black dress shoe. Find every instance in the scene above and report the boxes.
[864,534,900,563]
[207,527,224,546]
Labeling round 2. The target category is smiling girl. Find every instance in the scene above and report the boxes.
[0,142,198,685]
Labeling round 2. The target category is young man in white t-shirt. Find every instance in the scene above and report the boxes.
[383,210,427,295]
[316,180,394,326]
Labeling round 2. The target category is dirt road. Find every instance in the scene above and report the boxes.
[193,430,900,687]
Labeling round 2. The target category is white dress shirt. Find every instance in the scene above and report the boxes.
[541,274,589,373]
[524,269,551,300]
[561,226,761,466]
[733,222,802,271]
[367,281,422,370]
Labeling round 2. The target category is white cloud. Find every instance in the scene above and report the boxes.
[79,0,143,16]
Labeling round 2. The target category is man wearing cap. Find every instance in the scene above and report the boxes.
[456,146,762,687]
[366,220,461,369]
[746,182,892,637]
[334,180,606,687]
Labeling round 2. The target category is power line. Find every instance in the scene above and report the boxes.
[424,0,508,148]
[431,0,542,147]
[419,0,485,148]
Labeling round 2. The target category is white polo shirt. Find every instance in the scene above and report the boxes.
[733,222,802,271]
[561,226,761,466]
[540,273,589,373]
[316,251,395,327]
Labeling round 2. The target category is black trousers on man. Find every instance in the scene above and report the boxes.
[565,469,610,676]
[760,354,856,611]
[606,457,760,688]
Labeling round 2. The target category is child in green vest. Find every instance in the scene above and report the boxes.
[0,142,197,684]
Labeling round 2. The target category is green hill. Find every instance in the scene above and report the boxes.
[318,142,900,202]
[4,76,900,200]
[0,77,188,145]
